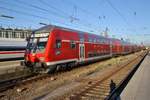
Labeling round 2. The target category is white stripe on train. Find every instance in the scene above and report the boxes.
[46,54,111,66]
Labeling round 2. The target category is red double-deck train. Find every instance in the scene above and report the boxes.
[22,25,143,73]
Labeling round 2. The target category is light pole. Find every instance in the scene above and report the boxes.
[0,14,14,19]
[39,22,47,26]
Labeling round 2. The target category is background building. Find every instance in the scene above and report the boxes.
[0,27,32,39]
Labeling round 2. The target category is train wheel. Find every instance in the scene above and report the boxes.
[47,66,57,74]
[66,62,75,71]
[62,64,67,71]
[56,65,61,71]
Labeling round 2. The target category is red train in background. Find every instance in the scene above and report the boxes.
[22,25,144,73]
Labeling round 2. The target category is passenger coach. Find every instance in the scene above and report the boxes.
[22,25,141,73]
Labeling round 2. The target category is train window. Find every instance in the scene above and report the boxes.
[97,39,100,43]
[79,33,84,42]
[88,38,90,42]
[94,38,96,43]
[89,38,92,42]
[70,40,76,49]
[103,39,105,43]
[56,40,61,48]
[98,39,101,43]
[36,42,46,52]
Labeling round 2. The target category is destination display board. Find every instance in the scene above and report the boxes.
[31,32,49,38]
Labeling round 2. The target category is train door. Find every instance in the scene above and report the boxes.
[79,44,85,62]
[110,40,113,56]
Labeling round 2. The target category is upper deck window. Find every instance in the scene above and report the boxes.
[94,38,96,43]
[78,33,84,42]
[88,38,93,42]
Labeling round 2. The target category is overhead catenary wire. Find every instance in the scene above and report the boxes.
[38,0,72,18]
[0,6,71,28]
[38,0,100,31]
[14,0,99,32]
[14,0,69,20]
[0,1,70,26]
[107,0,138,33]
[15,0,85,25]
[60,0,104,32]
[63,0,110,34]
[0,0,100,33]
[63,0,101,19]
[0,8,95,33]
[38,0,79,23]
[105,0,130,25]
[0,6,50,21]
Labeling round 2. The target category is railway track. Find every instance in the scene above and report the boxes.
[0,51,146,99]
[0,67,66,93]
[0,71,35,92]
[68,52,147,100]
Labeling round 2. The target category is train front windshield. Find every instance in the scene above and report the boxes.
[26,25,53,53]
[26,38,47,53]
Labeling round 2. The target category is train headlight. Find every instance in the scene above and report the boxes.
[26,57,28,61]
[32,53,36,56]
[39,57,44,62]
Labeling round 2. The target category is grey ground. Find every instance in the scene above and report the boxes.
[121,52,150,100]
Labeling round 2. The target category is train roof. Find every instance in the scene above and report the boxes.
[34,25,134,44]
[34,25,109,40]
[33,25,55,33]
[34,24,92,35]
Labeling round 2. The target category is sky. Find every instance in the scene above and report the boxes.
[0,0,150,45]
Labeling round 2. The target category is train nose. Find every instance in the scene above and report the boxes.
[39,57,44,62]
